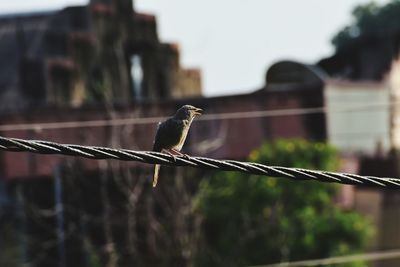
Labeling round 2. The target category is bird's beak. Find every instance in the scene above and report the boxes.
[194,108,203,116]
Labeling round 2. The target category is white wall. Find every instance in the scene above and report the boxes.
[389,59,400,149]
[325,80,390,154]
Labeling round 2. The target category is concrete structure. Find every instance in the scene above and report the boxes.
[322,56,400,155]
[0,0,202,114]
[324,80,391,154]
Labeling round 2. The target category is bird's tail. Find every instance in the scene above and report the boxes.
[153,164,160,187]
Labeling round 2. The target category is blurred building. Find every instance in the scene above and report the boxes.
[0,0,201,113]
[0,0,400,266]
[265,60,392,154]
[0,1,330,266]
[251,55,400,266]
[319,36,400,155]
[325,80,390,154]
[318,34,400,267]
[0,71,327,180]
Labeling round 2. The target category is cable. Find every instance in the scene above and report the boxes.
[249,248,400,267]
[0,136,399,188]
[0,101,397,132]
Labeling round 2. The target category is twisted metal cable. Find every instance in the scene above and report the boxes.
[0,136,399,188]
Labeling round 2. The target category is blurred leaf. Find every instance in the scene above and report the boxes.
[193,139,374,267]
[332,1,400,49]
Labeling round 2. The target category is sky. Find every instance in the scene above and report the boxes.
[0,0,390,96]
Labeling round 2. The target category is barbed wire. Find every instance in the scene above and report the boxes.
[0,136,399,188]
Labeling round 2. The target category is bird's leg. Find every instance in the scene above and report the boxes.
[171,148,190,159]
[163,149,178,162]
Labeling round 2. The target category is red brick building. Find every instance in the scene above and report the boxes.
[0,0,201,114]
[1,1,371,266]
[0,83,326,180]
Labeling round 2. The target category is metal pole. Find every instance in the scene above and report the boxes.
[16,183,30,267]
[54,164,66,267]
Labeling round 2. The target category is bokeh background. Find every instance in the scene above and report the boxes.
[0,0,400,266]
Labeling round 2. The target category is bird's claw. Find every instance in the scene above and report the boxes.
[165,150,178,162]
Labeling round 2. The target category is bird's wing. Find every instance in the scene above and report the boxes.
[153,119,185,152]
[153,122,163,152]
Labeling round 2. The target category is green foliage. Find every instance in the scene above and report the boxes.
[332,1,400,49]
[193,139,374,267]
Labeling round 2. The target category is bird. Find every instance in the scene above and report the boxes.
[152,105,203,187]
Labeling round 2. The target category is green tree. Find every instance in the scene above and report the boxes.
[194,139,374,267]
[332,1,400,50]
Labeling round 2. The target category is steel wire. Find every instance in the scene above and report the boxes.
[0,136,398,188]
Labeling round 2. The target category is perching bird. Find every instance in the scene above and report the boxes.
[152,105,203,187]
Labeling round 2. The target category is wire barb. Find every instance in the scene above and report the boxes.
[0,136,398,188]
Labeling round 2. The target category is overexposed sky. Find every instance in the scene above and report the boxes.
[0,0,390,96]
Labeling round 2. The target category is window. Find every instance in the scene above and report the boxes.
[130,54,143,100]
